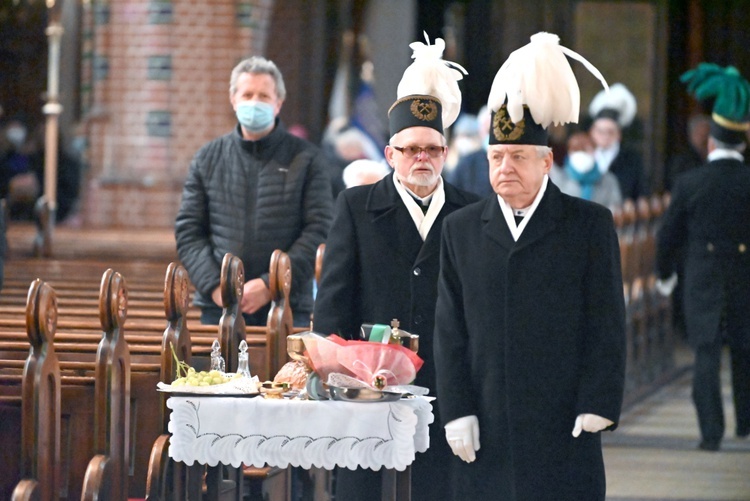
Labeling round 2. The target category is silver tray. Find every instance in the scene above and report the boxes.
[162,391,260,398]
[328,385,403,403]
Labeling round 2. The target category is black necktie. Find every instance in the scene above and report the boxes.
[514,215,524,226]
[411,195,430,214]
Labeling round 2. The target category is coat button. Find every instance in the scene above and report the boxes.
[740,243,747,253]
[414,315,423,324]
[413,267,421,276]
[707,242,715,252]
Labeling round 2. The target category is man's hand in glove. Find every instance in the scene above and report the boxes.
[572,413,614,437]
[445,415,480,463]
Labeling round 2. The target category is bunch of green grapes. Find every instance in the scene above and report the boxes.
[171,368,231,387]
[169,342,236,387]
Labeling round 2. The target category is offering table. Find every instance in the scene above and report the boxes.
[167,394,433,500]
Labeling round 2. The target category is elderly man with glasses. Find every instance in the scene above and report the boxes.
[313,35,481,501]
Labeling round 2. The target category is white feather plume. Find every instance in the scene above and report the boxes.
[588,82,637,128]
[487,32,608,128]
[396,32,468,128]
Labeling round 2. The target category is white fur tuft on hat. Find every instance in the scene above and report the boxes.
[488,32,608,129]
[396,32,467,129]
[588,82,637,128]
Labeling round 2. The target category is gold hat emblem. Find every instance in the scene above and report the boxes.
[493,105,525,142]
[410,98,438,122]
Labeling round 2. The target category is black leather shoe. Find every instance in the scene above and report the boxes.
[698,439,720,451]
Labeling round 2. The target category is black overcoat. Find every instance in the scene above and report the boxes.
[656,158,750,348]
[313,172,480,500]
[609,146,648,200]
[434,182,626,501]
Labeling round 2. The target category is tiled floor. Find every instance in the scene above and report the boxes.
[604,348,750,500]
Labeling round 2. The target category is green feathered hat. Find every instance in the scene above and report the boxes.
[681,63,750,145]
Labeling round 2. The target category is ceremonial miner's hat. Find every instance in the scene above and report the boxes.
[487,32,608,146]
[388,32,467,137]
[588,83,637,129]
[681,63,750,145]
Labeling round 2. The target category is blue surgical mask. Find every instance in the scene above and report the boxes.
[235,101,275,133]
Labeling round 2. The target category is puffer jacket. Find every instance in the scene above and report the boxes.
[175,120,333,318]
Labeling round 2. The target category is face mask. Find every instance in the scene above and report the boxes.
[453,137,477,156]
[6,125,27,148]
[235,101,275,133]
[568,151,596,174]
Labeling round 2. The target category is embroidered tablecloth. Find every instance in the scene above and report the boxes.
[167,396,433,471]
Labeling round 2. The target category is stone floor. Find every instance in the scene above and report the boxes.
[604,347,750,501]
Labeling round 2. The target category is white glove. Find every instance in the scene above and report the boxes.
[572,413,614,437]
[655,273,678,297]
[445,415,480,463]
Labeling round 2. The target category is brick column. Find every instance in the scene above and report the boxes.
[83,0,273,228]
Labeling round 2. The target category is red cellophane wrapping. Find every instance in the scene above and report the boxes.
[301,333,423,387]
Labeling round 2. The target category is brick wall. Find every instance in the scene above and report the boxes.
[81,0,274,228]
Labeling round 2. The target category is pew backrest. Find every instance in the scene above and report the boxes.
[267,249,293,379]
[79,269,132,500]
[218,253,246,374]
[11,279,61,501]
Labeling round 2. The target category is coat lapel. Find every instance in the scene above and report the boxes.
[366,174,424,265]
[416,182,475,264]
[481,183,564,253]
[481,198,516,252]
[513,182,563,252]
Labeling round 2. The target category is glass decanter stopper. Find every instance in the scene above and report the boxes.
[210,339,225,372]
[237,340,251,377]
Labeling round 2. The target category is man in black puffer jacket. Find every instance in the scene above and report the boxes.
[175,56,333,327]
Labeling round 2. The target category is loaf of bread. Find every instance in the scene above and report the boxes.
[273,360,309,390]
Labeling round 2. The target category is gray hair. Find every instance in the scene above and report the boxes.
[535,145,553,158]
[229,56,286,101]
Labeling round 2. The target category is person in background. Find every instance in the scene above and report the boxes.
[664,112,711,339]
[665,113,710,191]
[314,34,479,501]
[588,82,648,201]
[549,130,622,209]
[0,117,40,220]
[341,158,390,188]
[434,33,625,500]
[444,111,479,173]
[446,105,494,197]
[175,56,333,327]
[321,122,384,199]
[656,63,750,451]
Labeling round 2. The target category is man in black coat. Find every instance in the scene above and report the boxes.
[656,63,750,451]
[175,56,332,327]
[434,33,626,500]
[313,35,480,501]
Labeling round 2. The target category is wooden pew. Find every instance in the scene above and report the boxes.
[80,269,132,500]
[0,270,160,500]
[7,280,62,501]
[1,249,293,498]
[160,251,293,500]
[144,262,202,500]
[145,251,293,500]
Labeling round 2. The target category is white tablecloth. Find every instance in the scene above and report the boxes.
[167,395,433,471]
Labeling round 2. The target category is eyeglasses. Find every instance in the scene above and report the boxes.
[392,145,446,159]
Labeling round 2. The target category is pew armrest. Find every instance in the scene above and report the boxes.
[81,454,113,501]
[145,434,171,499]
[10,479,40,501]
